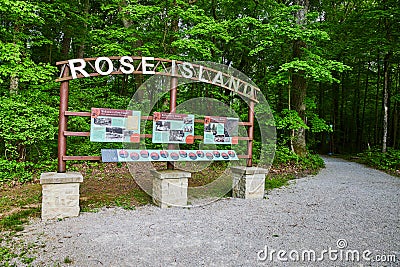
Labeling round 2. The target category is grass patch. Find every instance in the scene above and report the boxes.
[0,245,18,264]
[265,174,295,191]
[64,256,73,264]
[0,183,41,218]
[0,208,40,232]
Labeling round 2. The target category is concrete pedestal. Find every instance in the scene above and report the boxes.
[151,170,191,208]
[231,167,268,199]
[40,172,83,220]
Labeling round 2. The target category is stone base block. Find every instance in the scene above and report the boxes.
[40,172,83,220]
[151,170,191,208]
[231,167,268,199]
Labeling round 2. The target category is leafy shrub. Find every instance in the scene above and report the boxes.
[357,148,400,173]
[0,95,58,162]
[299,152,325,170]
[0,93,58,183]
[273,146,324,172]
[0,159,33,183]
[273,146,300,165]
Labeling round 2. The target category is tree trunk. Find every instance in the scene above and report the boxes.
[382,0,392,153]
[332,72,340,154]
[9,74,19,95]
[339,73,346,153]
[61,34,71,60]
[76,0,90,58]
[394,101,398,149]
[382,52,391,153]
[393,64,400,149]
[291,0,309,157]
[361,62,370,149]
[374,52,381,145]
[354,60,361,151]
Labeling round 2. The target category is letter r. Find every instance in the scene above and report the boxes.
[68,59,90,79]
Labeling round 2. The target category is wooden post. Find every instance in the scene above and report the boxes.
[247,100,254,167]
[167,75,178,170]
[58,66,70,173]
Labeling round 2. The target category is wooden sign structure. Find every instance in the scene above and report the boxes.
[56,57,259,173]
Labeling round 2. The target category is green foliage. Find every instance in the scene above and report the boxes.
[0,94,58,161]
[0,246,18,266]
[304,98,332,133]
[299,153,325,171]
[277,50,351,84]
[0,159,33,183]
[274,109,308,131]
[0,0,397,184]
[265,174,292,191]
[273,146,325,172]
[0,42,56,85]
[357,148,400,174]
[273,146,300,165]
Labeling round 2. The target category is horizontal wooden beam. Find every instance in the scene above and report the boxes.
[63,156,101,161]
[65,111,91,116]
[64,111,252,126]
[64,131,90,137]
[63,131,250,141]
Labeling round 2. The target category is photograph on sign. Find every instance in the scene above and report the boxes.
[152,112,194,144]
[204,116,239,144]
[90,108,141,142]
[101,149,239,162]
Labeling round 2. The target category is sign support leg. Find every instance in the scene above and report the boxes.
[247,100,254,167]
[58,67,70,173]
[167,75,178,170]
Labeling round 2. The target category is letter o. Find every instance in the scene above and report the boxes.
[95,57,114,75]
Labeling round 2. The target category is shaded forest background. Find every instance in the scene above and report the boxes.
[0,0,399,182]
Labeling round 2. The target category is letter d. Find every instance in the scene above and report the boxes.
[257,246,268,261]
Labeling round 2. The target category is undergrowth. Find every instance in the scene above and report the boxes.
[355,148,400,176]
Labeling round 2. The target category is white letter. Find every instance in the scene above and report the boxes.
[277,250,287,262]
[95,57,114,75]
[180,62,194,78]
[212,71,224,86]
[289,250,299,261]
[68,59,89,79]
[171,60,176,76]
[302,250,316,262]
[362,250,372,261]
[257,246,268,261]
[317,249,328,261]
[142,57,155,74]
[269,249,276,261]
[345,250,360,262]
[329,248,338,261]
[119,56,135,74]
[198,65,208,82]
[228,76,240,92]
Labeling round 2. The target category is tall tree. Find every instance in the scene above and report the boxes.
[0,0,55,95]
[291,0,309,157]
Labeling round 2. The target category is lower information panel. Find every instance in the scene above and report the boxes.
[101,149,239,162]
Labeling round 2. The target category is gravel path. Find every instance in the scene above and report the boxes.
[17,157,400,266]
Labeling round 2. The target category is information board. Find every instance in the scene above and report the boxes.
[101,149,239,162]
[90,108,141,142]
[204,116,239,144]
[152,112,195,144]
